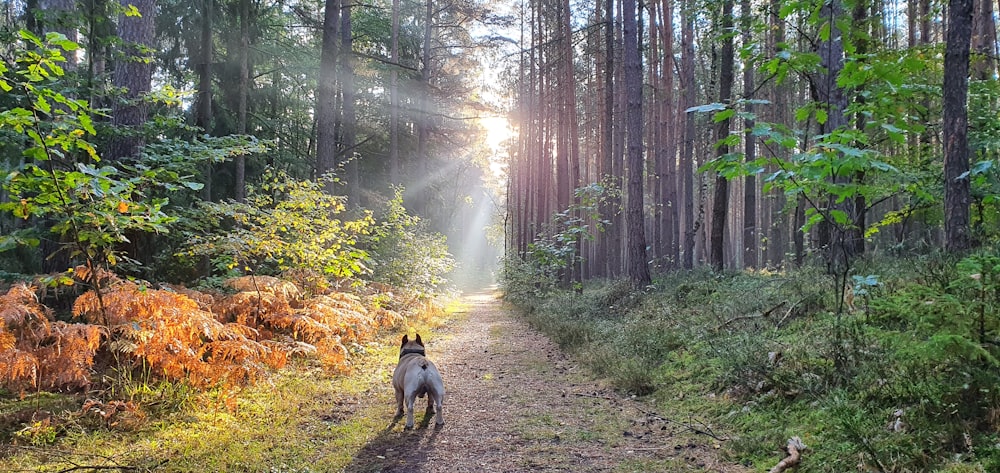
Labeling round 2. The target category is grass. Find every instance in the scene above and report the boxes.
[506,258,1000,472]
[0,297,463,471]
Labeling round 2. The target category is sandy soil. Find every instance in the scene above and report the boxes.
[342,291,750,473]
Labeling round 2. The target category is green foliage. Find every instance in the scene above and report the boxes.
[503,182,615,301]
[503,257,1000,471]
[368,188,456,296]
[182,169,374,279]
[0,31,175,272]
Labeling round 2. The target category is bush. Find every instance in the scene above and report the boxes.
[367,189,456,297]
[182,169,374,280]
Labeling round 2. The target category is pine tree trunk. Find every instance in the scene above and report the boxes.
[389,0,401,186]
[710,0,734,272]
[107,0,156,161]
[341,4,359,204]
[316,0,341,192]
[196,0,214,201]
[681,0,697,270]
[943,0,973,251]
[741,0,757,269]
[623,0,650,285]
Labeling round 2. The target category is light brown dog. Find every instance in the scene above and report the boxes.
[392,334,445,429]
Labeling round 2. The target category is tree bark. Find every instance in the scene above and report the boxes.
[943,0,973,252]
[710,0,734,273]
[623,0,650,285]
[196,0,214,201]
[341,2,359,204]
[316,0,341,193]
[389,0,401,186]
[234,0,250,202]
[681,0,697,269]
[107,0,156,161]
[741,0,757,269]
[814,0,853,274]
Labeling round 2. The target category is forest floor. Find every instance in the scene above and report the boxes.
[2,289,752,472]
[340,290,749,473]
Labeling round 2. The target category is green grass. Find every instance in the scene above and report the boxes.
[508,259,1000,472]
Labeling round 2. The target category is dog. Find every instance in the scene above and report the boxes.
[392,333,445,429]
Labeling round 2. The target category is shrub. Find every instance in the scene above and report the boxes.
[367,189,456,297]
[183,169,374,280]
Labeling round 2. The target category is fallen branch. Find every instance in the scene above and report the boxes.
[717,301,788,331]
[774,298,804,330]
[768,436,807,473]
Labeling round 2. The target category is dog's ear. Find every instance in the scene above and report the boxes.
[401,334,409,346]
[415,333,424,346]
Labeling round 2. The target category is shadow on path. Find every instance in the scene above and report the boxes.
[344,410,443,473]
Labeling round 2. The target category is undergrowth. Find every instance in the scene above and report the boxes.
[0,275,455,471]
[504,255,1000,472]
[0,267,440,450]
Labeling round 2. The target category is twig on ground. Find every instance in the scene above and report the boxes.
[768,436,806,473]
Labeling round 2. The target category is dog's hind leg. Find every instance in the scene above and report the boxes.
[431,392,444,426]
[394,388,404,419]
[403,392,417,429]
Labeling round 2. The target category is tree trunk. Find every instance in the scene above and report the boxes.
[659,0,677,268]
[415,0,433,213]
[107,0,156,161]
[741,0,757,269]
[341,2,359,204]
[196,0,214,201]
[234,0,250,202]
[38,0,78,70]
[681,0,697,270]
[316,0,341,192]
[710,0,734,273]
[389,0,401,186]
[623,0,650,285]
[971,0,997,79]
[814,0,852,274]
[596,0,615,277]
[943,0,973,252]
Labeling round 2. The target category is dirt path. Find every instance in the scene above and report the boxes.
[343,291,748,473]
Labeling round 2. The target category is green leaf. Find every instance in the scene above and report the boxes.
[830,209,851,226]
[795,106,811,122]
[35,95,52,114]
[686,103,727,113]
[713,109,735,123]
[815,108,828,125]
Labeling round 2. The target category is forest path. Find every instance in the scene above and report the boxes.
[342,290,747,472]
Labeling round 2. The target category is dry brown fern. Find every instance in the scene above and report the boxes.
[34,322,103,390]
[212,290,292,326]
[77,280,285,389]
[0,284,51,392]
[223,276,301,300]
[160,283,217,310]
